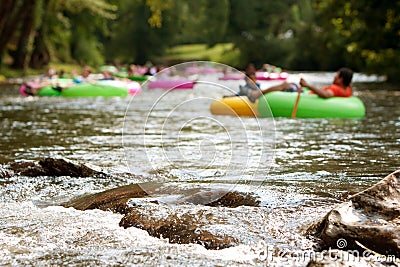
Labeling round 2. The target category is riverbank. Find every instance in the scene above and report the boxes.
[158,43,241,67]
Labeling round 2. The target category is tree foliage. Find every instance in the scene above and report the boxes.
[0,0,116,70]
[227,0,298,68]
[105,0,180,64]
[312,0,400,78]
[1,0,400,80]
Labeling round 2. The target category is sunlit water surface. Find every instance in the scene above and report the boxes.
[0,71,399,266]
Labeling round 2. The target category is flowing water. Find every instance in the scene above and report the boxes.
[0,66,399,266]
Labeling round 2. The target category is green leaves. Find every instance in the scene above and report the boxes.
[2,0,400,80]
[58,0,117,18]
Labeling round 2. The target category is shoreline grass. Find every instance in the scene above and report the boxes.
[1,43,241,81]
[159,43,241,66]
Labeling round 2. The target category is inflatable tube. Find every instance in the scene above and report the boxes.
[128,75,149,82]
[37,86,62,96]
[209,96,259,117]
[20,81,45,96]
[256,72,288,81]
[203,67,219,74]
[60,83,128,97]
[34,79,138,97]
[258,91,365,118]
[210,91,365,119]
[148,79,195,89]
[185,67,201,75]
[219,73,245,80]
[95,80,141,95]
[33,78,72,97]
[19,84,29,96]
[127,81,142,95]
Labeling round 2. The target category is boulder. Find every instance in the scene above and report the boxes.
[206,191,260,207]
[176,189,260,207]
[63,184,258,249]
[119,208,237,250]
[9,158,105,177]
[63,183,148,213]
[0,166,12,178]
[307,169,400,258]
[64,183,260,213]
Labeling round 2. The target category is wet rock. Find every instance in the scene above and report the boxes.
[9,161,40,176]
[64,182,260,214]
[0,166,12,178]
[9,158,105,177]
[63,183,148,213]
[175,189,260,207]
[307,169,400,258]
[63,184,251,249]
[119,208,237,250]
[206,191,260,207]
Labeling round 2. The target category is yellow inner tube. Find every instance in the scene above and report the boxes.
[210,96,259,117]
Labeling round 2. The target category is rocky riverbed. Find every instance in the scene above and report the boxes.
[2,157,399,266]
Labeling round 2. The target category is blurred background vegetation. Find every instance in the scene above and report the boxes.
[1,0,399,81]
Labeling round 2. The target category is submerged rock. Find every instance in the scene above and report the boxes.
[119,208,237,250]
[65,183,260,213]
[63,183,148,213]
[174,189,261,207]
[0,166,12,178]
[9,158,105,177]
[63,183,258,249]
[206,191,260,207]
[307,169,400,258]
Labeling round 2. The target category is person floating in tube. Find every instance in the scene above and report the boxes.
[224,71,299,102]
[236,68,353,103]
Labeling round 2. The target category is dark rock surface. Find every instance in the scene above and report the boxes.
[63,182,260,250]
[63,183,148,213]
[307,169,400,258]
[206,191,261,207]
[1,157,257,251]
[9,158,105,177]
[0,166,12,178]
[65,183,260,213]
[119,208,237,250]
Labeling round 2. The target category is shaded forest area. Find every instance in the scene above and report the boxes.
[1,0,399,81]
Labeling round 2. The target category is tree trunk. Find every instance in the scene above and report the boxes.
[29,29,50,69]
[0,0,29,56]
[10,0,37,69]
[29,0,51,69]
[0,0,15,35]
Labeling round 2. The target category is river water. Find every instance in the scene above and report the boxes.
[0,64,399,266]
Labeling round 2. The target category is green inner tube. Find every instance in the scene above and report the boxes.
[128,75,149,82]
[61,83,128,97]
[38,82,128,97]
[37,86,62,96]
[258,91,365,118]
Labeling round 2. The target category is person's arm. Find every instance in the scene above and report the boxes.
[300,78,333,98]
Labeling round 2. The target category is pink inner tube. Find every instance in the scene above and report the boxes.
[127,81,142,95]
[185,67,201,75]
[19,84,28,96]
[202,67,219,74]
[148,79,195,89]
[256,71,289,81]
[219,73,245,80]
[20,81,40,96]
